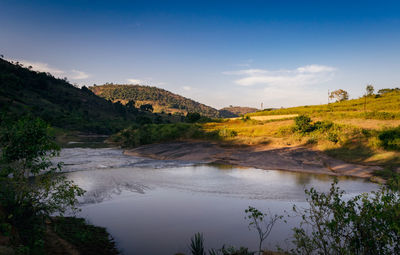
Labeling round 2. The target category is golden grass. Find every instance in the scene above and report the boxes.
[201,117,400,166]
[231,114,298,121]
[334,119,400,129]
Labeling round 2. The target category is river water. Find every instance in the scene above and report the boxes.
[56,147,378,255]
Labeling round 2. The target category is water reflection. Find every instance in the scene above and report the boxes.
[59,148,377,255]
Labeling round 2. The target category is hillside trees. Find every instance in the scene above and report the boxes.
[90,84,221,117]
[366,84,374,96]
[329,89,349,102]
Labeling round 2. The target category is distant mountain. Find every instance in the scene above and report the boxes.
[90,84,222,117]
[219,106,259,117]
[0,58,172,134]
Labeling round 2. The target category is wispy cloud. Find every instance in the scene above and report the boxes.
[127,77,166,87]
[9,59,90,81]
[223,64,336,87]
[182,86,191,91]
[221,64,337,108]
[127,78,143,84]
[70,70,90,80]
[15,60,65,75]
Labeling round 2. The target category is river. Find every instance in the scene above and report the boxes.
[56,146,378,255]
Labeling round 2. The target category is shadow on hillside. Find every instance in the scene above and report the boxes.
[324,138,400,166]
[324,139,375,163]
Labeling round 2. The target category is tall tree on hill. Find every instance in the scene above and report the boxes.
[366,84,375,96]
[329,89,349,102]
[364,84,375,111]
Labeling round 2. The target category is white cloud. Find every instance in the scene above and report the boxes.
[127,78,167,87]
[182,86,191,91]
[296,65,336,73]
[219,64,337,108]
[223,64,336,87]
[8,59,90,81]
[15,60,65,75]
[127,78,143,84]
[70,70,90,80]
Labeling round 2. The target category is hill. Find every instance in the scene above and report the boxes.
[0,58,174,134]
[219,106,259,117]
[90,84,226,118]
[248,90,400,120]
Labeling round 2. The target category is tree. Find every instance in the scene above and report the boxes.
[140,104,153,112]
[0,115,85,251]
[366,84,374,96]
[291,180,400,254]
[186,112,201,123]
[245,206,281,255]
[329,89,349,102]
[364,84,375,111]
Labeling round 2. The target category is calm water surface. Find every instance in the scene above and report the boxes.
[56,147,378,255]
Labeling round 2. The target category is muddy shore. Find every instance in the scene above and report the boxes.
[124,141,381,178]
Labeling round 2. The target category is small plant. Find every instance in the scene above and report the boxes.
[245,207,282,255]
[327,132,339,143]
[190,233,205,255]
[241,115,251,122]
[294,115,313,133]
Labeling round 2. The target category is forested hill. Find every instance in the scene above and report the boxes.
[219,106,259,117]
[90,84,224,117]
[0,58,173,134]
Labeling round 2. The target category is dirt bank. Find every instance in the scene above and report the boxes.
[124,141,382,178]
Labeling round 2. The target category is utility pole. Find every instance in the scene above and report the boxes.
[364,94,367,112]
[328,89,330,104]
[261,102,263,110]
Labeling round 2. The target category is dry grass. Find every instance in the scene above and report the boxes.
[201,117,400,166]
[335,119,400,129]
[231,114,298,121]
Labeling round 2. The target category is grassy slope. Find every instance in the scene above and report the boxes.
[248,91,400,120]
[0,59,178,134]
[201,93,400,167]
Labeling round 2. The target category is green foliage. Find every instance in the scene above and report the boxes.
[294,115,313,133]
[366,84,374,96]
[90,84,221,118]
[291,180,400,255]
[113,123,219,147]
[378,126,400,151]
[53,217,119,255]
[0,59,171,134]
[378,88,400,95]
[186,112,202,123]
[190,233,205,255]
[0,116,85,253]
[139,103,153,112]
[218,129,238,138]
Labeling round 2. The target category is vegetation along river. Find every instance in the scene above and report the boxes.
[55,146,378,255]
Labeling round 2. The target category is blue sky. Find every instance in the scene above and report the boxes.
[1,0,400,108]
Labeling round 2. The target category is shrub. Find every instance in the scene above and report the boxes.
[378,126,400,151]
[327,132,339,143]
[313,120,333,132]
[218,129,237,138]
[186,112,202,123]
[291,180,400,254]
[294,115,313,133]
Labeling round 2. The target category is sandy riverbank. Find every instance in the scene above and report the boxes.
[124,141,382,178]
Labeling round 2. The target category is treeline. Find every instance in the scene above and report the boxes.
[0,58,176,134]
[90,84,223,117]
